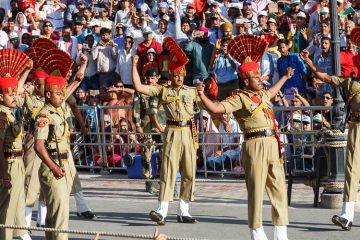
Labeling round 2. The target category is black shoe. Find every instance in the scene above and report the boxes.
[36,223,46,227]
[177,215,197,224]
[332,215,352,230]
[78,211,97,220]
[149,211,166,225]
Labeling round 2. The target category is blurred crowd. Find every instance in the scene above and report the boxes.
[0,0,359,170]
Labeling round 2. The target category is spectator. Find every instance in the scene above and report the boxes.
[312,36,333,97]
[181,3,200,30]
[316,91,333,128]
[200,110,221,159]
[14,12,29,36]
[39,0,67,31]
[90,20,102,42]
[253,10,268,35]
[227,3,242,30]
[287,12,311,53]
[308,0,329,37]
[307,21,330,59]
[209,37,239,101]
[183,27,214,84]
[208,13,222,45]
[262,18,284,57]
[21,32,32,47]
[241,0,258,33]
[77,34,98,90]
[112,22,126,49]
[98,8,113,30]
[58,25,80,60]
[114,0,131,26]
[271,91,289,129]
[116,34,136,87]
[310,7,329,39]
[247,0,273,18]
[8,31,28,51]
[73,19,85,44]
[93,27,118,89]
[0,17,9,49]
[340,38,360,77]
[277,39,307,94]
[137,26,163,66]
[288,0,302,20]
[41,20,57,41]
[154,19,174,45]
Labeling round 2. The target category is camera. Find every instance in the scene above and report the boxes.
[263,29,271,34]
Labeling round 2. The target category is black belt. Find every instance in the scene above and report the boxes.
[4,150,24,158]
[166,119,192,127]
[349,115,360,122]
[244,129,275,140]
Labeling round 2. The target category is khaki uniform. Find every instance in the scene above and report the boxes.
[23,89,46,207]
[331,76,360,202]
[133,92,166,178]
[148,85,199,201]
[0,105,28,240]
[221,89,288,229]
[34,104,78,240]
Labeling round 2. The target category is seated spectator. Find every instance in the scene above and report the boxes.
[114,0,131,26]
[21,32,32,47]
[117,118,140,155]
[200,110,221,159]
[75,88,87,105]
[181,3,200,30]
[112,22,126,49]
[253,10,268,36]
[272,91,289,129]
[316,91,333,128]
[98,8,113,30]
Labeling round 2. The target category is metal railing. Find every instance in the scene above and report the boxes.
[70,105,338,178]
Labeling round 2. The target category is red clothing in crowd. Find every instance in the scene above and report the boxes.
[136,40,163,65]
[340,51,360,77]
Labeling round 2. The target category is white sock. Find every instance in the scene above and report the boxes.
[25,207,32,227]
[250,226,268,240]
[274,225,288,240]
[20,233,32,240]
[178,199,191,217]
[156,201,169,218]
[74,191,91,213]
[340,202,355,222]
[37,201,47,225]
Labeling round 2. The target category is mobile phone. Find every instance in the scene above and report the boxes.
[193,78,202,85]
[284,88,295,101]
[83,43,88,48]
[263,29,271,34]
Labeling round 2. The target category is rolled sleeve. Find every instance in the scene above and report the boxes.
[148,86,162,97]
[331,76,348,88]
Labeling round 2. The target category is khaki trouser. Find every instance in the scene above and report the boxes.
[242,137,289,229]
[24,136,43,206]
[159,127,196,202]
[39,160,73,240]
[141,133,153,179]
[68,151,82,194]
[343,123,360,202]
[0,159,28,240]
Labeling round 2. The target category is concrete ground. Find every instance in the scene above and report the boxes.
[27,172,360,240]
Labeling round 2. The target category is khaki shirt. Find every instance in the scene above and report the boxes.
[148,85,199,120]
[332,76,360,112]
[0,105,23,150]
[33,104,70,152]
[221,89,274,131]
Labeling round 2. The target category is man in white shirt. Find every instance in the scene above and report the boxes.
[116,35,136,87]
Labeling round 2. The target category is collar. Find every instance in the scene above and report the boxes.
[0,104,13,114]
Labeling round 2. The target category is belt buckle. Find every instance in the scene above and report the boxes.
[264,129,272,136]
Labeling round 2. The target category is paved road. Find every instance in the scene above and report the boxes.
[28,173,359,240]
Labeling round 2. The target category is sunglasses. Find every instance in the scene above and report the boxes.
[44,24,52,27]
[322,96,332,100]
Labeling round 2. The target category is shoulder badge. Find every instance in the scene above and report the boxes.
[36,114,49,128]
